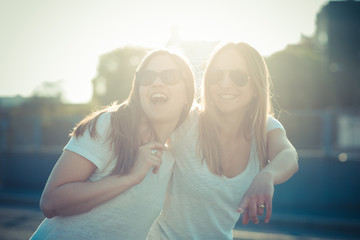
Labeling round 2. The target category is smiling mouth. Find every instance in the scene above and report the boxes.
[150,93,168,104]
[219,94,237,99]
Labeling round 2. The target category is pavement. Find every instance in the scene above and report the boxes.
[0,189,360,240]
[1,204,359,240]
[234,213,360,240]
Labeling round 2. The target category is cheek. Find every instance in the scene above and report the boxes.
[138,87,148,109]
[173,84,188,104]
[208,85,216,99]
[248,80,257,94]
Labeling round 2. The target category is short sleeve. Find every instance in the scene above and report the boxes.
[64,112,113,171]
[266,115,285,133]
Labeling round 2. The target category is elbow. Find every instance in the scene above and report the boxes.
[40,196,57,218]
[292,148,299,174]
[293,160,299,174]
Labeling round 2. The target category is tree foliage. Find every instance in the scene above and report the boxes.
[266,41,335,111]
[92,46,147,106]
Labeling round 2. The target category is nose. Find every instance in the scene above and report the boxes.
[152,76,164,86]
[219,72,232,88]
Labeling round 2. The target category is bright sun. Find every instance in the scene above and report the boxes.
[1,0,326,103]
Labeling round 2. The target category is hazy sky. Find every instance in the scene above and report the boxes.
[1,0,328,103]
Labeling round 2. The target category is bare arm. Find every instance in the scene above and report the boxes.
[238,128,298,224]
[40,142,165,218]
[263,128,299,185]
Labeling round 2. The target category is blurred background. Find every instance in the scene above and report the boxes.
[1,0,360,239]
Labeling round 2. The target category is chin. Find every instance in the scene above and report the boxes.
[216,107,245,116]
[149,115,178,125]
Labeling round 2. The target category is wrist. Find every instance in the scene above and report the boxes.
[124,172,142,186]
[258,170,275,185]
[113,172,140,188]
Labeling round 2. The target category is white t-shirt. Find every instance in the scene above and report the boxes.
[31,112,175,240]
[147,110,284,240]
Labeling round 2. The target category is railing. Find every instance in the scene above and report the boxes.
[0,109,360,219]
[277,109,360,161]
[1,109,359,158]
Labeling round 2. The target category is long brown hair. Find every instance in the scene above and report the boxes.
[71,49,195,175]
[199,42,273,175]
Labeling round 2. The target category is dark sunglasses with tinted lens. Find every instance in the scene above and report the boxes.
[136,69,182,86]
[207,69,250,87]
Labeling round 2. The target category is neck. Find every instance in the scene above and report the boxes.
[152,121,178,145]
[217,111,246,141]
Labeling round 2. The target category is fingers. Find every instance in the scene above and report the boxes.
[238,197,251,225]
[256,196,266,217]
[139,141,166,172]
[242,209,250,225]
[143,141,167,151]
[257,203,265,216]
[238,196,260,224]
[237,196,249,213]
[151,149,163,159]
[248,197,259,224]
[238,195,273,225]
[151,157,162,174]
[148,144,163,174]
[135,141,165,176]
[264,198,272,224]
[141,141,166,159]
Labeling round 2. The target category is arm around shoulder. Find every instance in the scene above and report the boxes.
[261,128,299,185]
[237,128,298,224]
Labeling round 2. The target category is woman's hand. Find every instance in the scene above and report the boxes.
[129,141,167,184]
[237,171,274,225]
[237,128,298,225]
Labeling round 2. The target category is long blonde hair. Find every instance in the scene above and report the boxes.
[72,49,195,175]
[199,42,273,175]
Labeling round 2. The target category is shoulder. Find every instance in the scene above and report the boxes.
[95,111,112,131]
[266,115,285,133]
[75,110,113,142]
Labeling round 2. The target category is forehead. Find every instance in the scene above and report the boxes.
[212,48,247,70]
[144,55,178,72]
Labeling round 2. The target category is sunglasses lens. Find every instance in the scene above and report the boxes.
[137,70,181,86]
[137,71,156,86]
[207,70,223,85]
[230,70,249,87]
[161,70,181,85]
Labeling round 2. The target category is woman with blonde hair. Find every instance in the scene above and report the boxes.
[147,42,298,239]
[31,49,195,240]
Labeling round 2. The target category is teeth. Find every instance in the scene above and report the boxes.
[220,94,236,99]
[150,93,168,104]
[151,93,168,100]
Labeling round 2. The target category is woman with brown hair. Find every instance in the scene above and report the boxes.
[147,42,298,240]
[31,49,195,240]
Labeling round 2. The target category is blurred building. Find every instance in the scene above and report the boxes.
[315,0,360,108]
[0,96,26,109]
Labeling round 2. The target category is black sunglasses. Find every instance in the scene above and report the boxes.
[207,69,250,87]
[136,69,182,86]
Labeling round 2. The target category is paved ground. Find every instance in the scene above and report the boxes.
[0,206,44,240]
[0,204,359,240]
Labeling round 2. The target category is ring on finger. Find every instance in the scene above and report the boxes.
[259,204,265,209]
[151,149,157,156]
